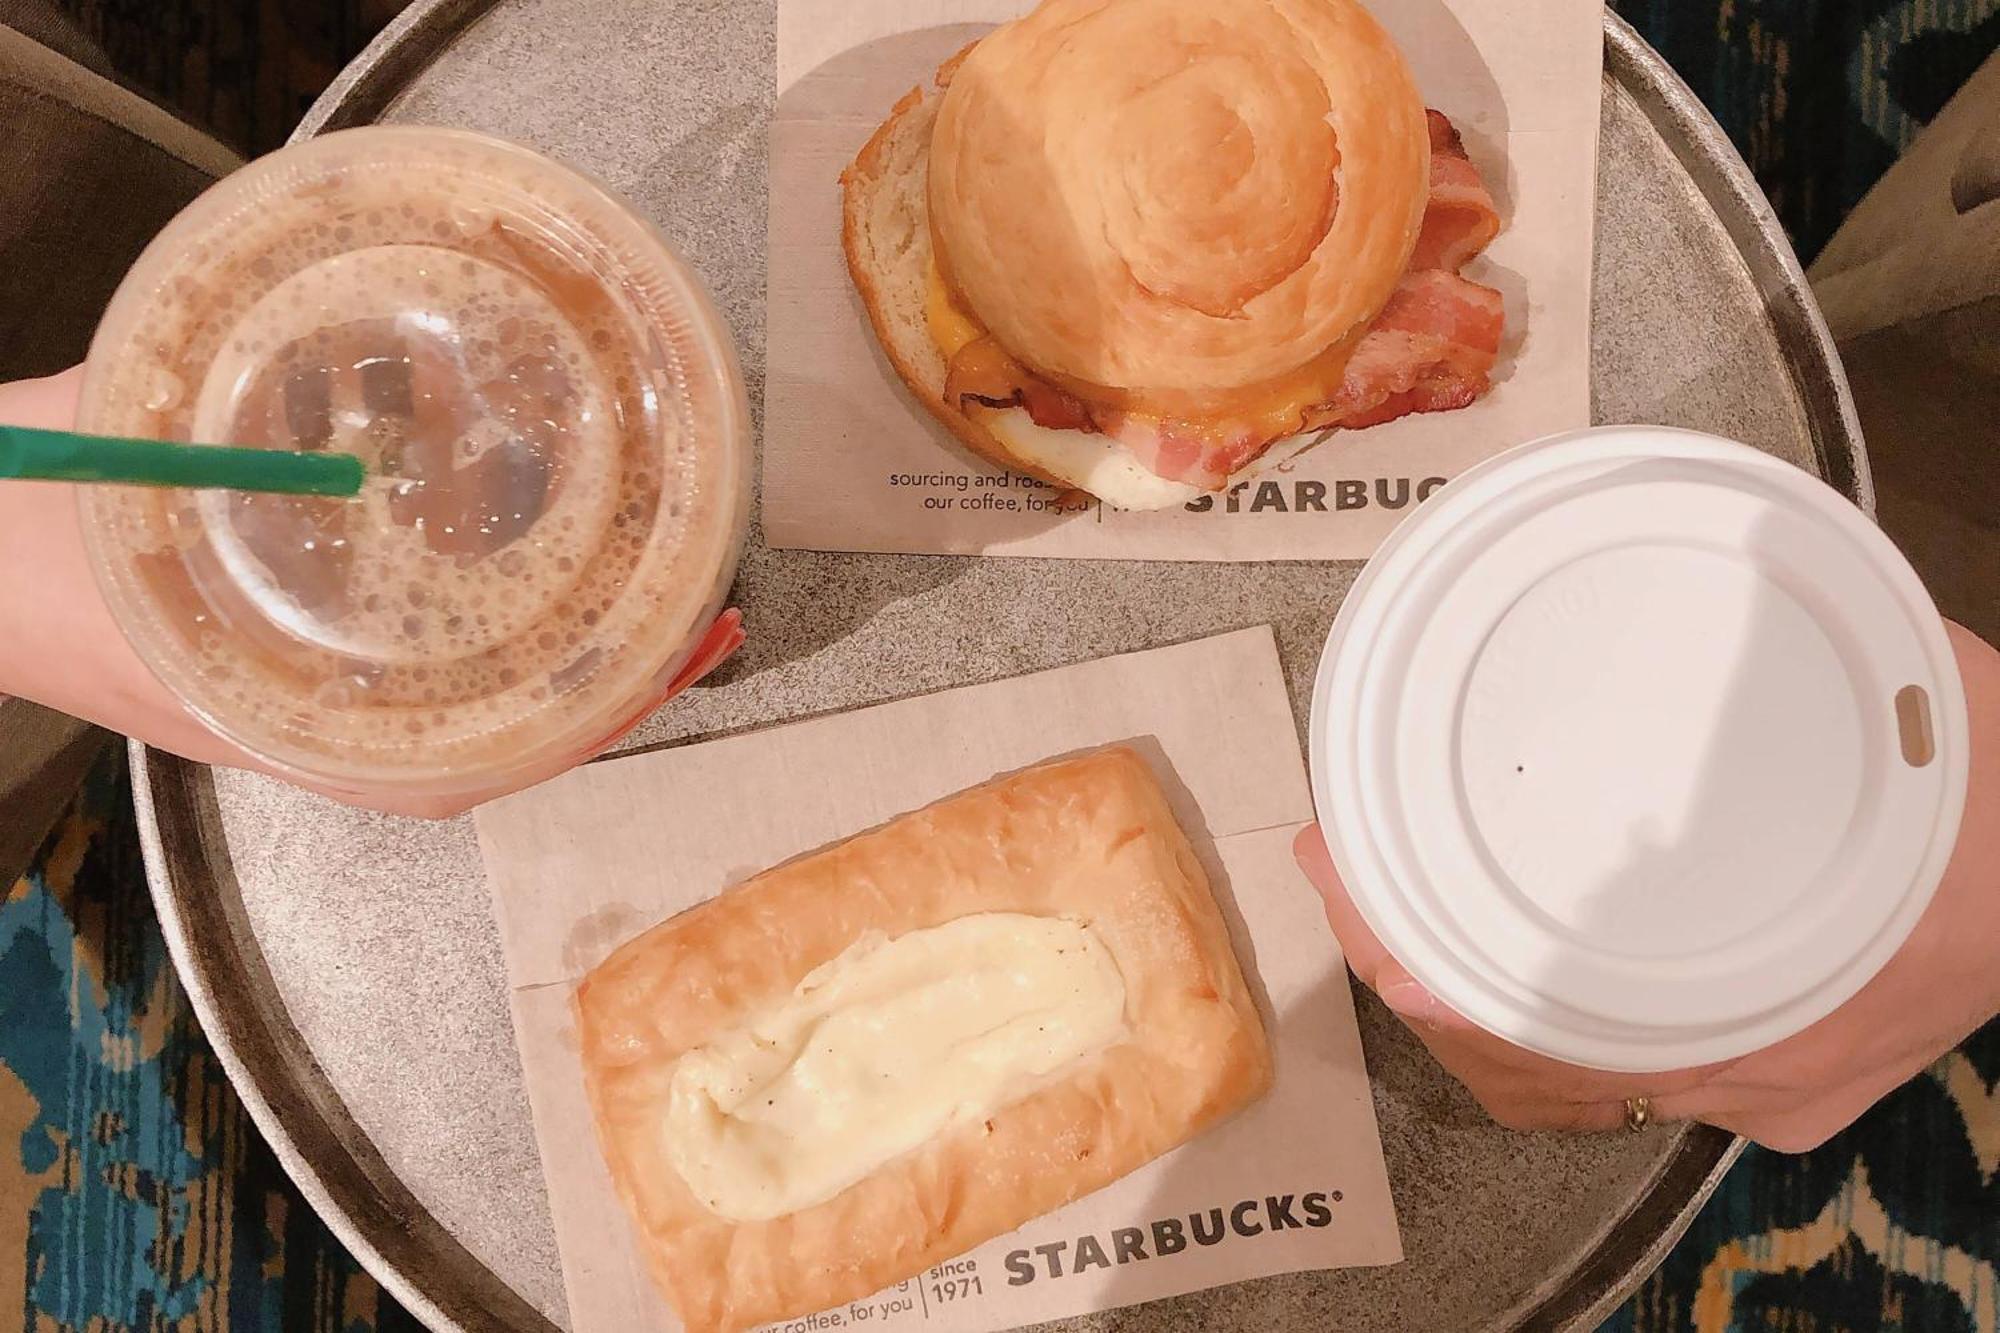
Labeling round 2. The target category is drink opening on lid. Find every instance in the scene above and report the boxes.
[1896,685,1936,767]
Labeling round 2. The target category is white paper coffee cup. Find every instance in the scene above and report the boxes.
[1308,426,1968,1073]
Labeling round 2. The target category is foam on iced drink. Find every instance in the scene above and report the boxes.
[192,245,621,665]
[78,129,747,790]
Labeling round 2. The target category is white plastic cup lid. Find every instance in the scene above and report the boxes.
[1309,426,1968,1073]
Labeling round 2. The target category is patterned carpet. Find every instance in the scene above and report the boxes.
[2,755,420,1332]
[4,2,1998,1332]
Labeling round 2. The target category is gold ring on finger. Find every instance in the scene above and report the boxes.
[1624,1096,1653,1133]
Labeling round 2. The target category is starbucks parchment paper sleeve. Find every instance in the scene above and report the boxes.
[761,0,1602,561]
[475,628,1401,1332]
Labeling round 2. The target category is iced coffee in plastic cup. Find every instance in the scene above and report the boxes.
[1310,426,1969,1072]
[76,127,750,800]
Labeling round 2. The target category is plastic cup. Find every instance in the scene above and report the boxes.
[77,127,750,800]
[1309,426,1968,1073]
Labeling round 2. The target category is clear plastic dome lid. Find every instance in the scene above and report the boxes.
[78,127,750,794]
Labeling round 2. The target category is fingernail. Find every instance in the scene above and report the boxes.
[1292,830,1322,875]
[1378,978,1437,1028]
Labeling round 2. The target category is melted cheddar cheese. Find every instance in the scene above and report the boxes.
[925,254,986,362]
[925,252,1356,444]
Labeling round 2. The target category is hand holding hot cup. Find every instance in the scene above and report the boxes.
[1299,427,1997,1150]
[1299,630,1998,1150]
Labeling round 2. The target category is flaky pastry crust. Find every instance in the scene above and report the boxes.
[576,747,1272,1333]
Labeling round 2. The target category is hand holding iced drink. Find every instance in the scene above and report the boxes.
[62,128,749,808]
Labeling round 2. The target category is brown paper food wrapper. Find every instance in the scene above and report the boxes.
[475,627,1400,1332]
[762,0,1602,561]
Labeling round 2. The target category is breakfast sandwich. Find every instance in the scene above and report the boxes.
[842,0,1506,510]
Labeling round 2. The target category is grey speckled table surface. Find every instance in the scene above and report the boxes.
[139,3,1856,1330]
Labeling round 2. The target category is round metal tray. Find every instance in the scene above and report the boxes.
[135,5,1864,1331]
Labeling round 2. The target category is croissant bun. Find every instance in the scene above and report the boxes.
[929,0,1429,417]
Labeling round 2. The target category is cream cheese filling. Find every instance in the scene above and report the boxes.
[665,913,1127,1222]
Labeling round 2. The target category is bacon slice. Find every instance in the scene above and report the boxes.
[1411,110,1502,273]
[936,109,1506,490]
[944,335,1097,431]
[1308,270,1505,431]
[1103,272,1504,488]
[1098,416,1274,492]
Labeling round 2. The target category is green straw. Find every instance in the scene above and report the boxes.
[0,424,365,497]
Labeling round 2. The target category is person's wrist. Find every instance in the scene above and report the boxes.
[0,368,240,766]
